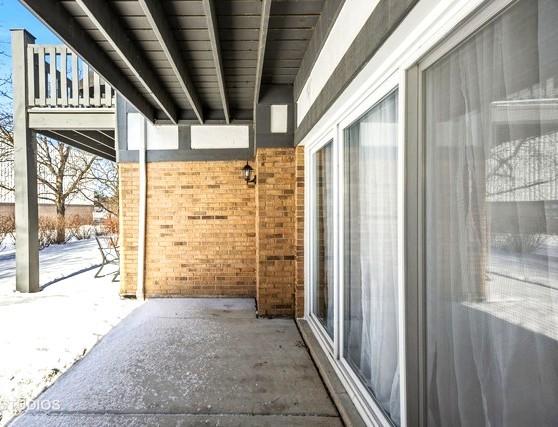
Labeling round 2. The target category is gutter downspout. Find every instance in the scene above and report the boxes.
[136,118,147,300]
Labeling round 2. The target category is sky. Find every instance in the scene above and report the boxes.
[0,0,59,93]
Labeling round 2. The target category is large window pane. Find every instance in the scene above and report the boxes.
[343,91,400,424]
[425,1,558,425]
[313,141,334,337]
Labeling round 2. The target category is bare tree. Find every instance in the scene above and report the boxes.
[0,68,14,196]
[487,134,558,200]
[82,159,119,217]
[36,136,96,243]
[0,110,13,194]
[0,73,11,99]
[1,89,97,244]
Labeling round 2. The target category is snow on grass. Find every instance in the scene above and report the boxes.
[0,238,102,295]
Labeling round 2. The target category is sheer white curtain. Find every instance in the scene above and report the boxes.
[425,1,558,425]
[344,91,400,424]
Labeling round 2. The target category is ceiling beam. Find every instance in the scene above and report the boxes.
[73,130,115,151]
[19,0,156,122]
[202,0,230,124]
[62,131,116,159]
[139,0,204,124]
[41,130,116,161]
[254,0,272,114]
[99,130,115,141]
[75,0,179,124]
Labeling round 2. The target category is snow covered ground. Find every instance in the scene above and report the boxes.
[0,241,141,425]
[0,239,102,295]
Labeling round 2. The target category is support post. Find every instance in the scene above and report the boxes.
[11,29,39,293]
[136,118,146,300]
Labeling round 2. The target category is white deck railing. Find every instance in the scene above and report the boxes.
[26,44,115,108]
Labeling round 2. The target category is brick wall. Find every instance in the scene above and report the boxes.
[295,146,305,318]
[119,148,305,317]
[255,148,296,317]
[119,161,256,297]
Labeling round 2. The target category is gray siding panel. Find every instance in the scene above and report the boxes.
[256,85,294,148]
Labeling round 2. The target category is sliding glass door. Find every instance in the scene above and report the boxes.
[342,91,400,424]
[422,0,558,425]
[307,86,401,424]
[305,0,558,425]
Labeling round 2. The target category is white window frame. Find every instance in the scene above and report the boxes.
[303,1,521,426]
[305,73,402,426]
[337,75,402,426]
[306,128,338,355]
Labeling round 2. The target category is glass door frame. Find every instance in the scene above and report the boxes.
[306,128,339,356]
[337,74,403,426]
[305,71,404,426]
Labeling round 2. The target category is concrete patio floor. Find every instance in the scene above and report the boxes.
[11,298,342,426]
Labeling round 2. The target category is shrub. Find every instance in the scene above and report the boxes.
[100,215,119,235]
[0,215,15,250]
[492,232,548,254]
[66,214,93,240]
[38,216,58,248]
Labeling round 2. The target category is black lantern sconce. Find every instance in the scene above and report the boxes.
[242,162,256,184]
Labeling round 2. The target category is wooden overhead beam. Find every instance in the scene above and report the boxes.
[73,130,115,151]
[139,0,204,124]
[254,0,272,115]
[75,0,179,124]
[41,130,116,161]
[57,130,116,159]
[202,0,230,124]
[99,130,115,141]
[19,0,156,123]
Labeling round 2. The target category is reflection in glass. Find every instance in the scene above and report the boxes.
[425,1,558,425]
[313,141,334,337]
[343,91,400,424]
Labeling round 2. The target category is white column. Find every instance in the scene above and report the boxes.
[136,117,146,300]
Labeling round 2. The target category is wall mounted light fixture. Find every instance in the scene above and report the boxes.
[242,162,256,184]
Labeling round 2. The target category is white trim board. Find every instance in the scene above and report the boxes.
[190,125,249,149]
[127,113,178,150]
[296,0,381,125]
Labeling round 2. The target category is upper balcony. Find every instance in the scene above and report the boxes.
[15,35,116,161]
